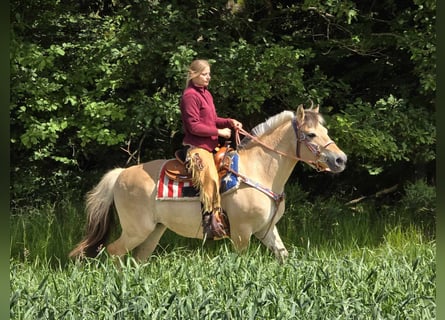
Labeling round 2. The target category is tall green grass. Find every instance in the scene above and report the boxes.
[10,181,436,319]
[10,199,85,264]
[11,239,435,319]
[10,182,435,265]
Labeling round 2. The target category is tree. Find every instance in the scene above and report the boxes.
[10,0,435,205]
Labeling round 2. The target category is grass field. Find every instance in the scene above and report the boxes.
[10,238,435,319]
[10,182,436,319]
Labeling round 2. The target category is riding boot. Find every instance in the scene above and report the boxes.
[212,207,230,239]
[201,207,230,240]
[202,211,215,240]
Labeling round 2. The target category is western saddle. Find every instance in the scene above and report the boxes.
[164,143,233,182]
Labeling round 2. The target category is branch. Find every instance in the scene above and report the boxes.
[307,6,334,19]
[136,132,146,164]
[120,132,147,166]
[120,139,138,166]
[346,184,398,205]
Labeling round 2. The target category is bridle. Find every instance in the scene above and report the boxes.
[235,116,336,172]
[228,115,336,240]
[291,117,336,172]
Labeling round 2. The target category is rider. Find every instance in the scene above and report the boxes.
[180,59,242,240]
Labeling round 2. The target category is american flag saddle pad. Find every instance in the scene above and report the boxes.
[156,161,199,200]
[156,152,240,200]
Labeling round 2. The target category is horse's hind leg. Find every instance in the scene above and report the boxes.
[133,224,167,261]
[106,229,150,259]
[106,215,158,260]
[255,226,289,263]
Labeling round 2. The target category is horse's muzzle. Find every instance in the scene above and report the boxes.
[323,151,347,173]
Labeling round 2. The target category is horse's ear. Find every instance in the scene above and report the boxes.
[313,104,320,113]
[296,104,305,123]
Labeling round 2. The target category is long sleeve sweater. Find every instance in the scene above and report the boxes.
[180,84,233,152]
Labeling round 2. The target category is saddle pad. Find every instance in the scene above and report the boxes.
[220,152,240,194]
[156,160,199,200]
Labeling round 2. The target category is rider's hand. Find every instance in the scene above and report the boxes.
[218,128,232,139]
[231,119,243,129]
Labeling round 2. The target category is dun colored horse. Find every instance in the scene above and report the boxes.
[69,104,347,263]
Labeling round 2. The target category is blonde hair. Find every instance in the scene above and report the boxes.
[185,59,210,88]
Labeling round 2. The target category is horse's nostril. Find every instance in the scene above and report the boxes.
[336,154,347,166]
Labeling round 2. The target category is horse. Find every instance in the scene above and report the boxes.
[69,104,347,263]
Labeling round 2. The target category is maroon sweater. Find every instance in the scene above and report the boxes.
[180,84,233,152]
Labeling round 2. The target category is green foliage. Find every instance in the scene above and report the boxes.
[11,2,131,168]
[10,181,436,318]
[214,41,311,117]
[281,182,435,248]
[10,167,85,209]
[393,0,436,94]
[399,179,435,224]
[331,95,435,175]
[10,0,435,206]
[10,182,435,267]
[9,4,436,316]
[10,239,435,319]
[10,199,85,262]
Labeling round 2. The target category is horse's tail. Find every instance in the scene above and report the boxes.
[69,168,126,259]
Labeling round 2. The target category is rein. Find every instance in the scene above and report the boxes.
[231,115,336,239]
[235,118,335,172]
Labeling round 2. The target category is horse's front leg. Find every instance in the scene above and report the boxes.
[255,225,288,263]
[229,225,252,254]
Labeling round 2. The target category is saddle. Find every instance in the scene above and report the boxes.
[164,143,233,182]
[164,159,191,181]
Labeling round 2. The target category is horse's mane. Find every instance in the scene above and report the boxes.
[237,109,324,149]
[238,110,295,149]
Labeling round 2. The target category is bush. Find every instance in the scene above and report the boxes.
[399,179,435,227]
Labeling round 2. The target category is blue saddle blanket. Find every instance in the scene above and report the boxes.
[220,152,240,194]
